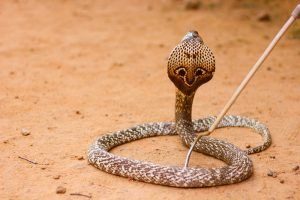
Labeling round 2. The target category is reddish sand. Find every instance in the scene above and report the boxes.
[0,1,299,199]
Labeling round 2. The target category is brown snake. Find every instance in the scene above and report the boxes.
[87,31,271,187]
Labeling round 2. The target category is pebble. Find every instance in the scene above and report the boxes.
[245,144,251,148]
[56,186,66,194]
[41,167,46,170]
[75,110,81,115]
[269,155,276,159]
[21,128,31,136]
[257,12,271,22]
[77,156,84,160]
[158,43,165,48]
[53,175,61,180]
[292,165,299,171]
[89,181,94,186]
[280,179,285,184]
[267,170,277,178]
[185,0,202,10]
[112,62,123,67]
[47,127,57,130]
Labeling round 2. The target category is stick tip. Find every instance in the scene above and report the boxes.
[292,4,300,19]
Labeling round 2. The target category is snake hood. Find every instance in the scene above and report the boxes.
[168,31,215,95]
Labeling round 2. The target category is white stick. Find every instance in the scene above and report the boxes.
[184,4,299,168]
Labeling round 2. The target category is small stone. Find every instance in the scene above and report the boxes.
[75,110,81,115]
[269,155,276,159]
[185,0,202,10]
[263,35,270,40]
[56,186,66,194]
[41,167,46,170]
[53,175,61,180]
[3,140,9,144]
[89,181,94,186]
[47,127,57,130]
[158,43,165,48]
[112,62,123,67]
[267,67,272,71]
[257,12,271,22]
[267,171,272,176]
[245,144,251,148]
[267,170,277,178]
[21,128,31,136]
[280,179,284,184]
[77,156,84,160]
[292,165,299,171]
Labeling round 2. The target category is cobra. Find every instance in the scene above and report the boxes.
[87,31,271,187]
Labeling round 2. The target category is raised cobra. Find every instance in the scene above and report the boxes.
[88,31,271,187]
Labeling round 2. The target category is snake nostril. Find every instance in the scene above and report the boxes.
[185,77,195,86]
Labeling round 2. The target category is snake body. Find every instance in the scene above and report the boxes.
[88,31,271,187]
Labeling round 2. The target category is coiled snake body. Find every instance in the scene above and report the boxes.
[88,31,271,187]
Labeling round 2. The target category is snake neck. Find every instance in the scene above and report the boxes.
[175,90,195,145]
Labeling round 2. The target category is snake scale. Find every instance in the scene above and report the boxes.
[88,31,272,187]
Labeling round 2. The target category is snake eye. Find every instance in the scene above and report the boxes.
[175,67,186,77]
[195,68,206,76]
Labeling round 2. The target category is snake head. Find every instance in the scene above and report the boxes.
[168,31,215,95]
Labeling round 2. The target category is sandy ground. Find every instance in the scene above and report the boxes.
[0,0,299,199]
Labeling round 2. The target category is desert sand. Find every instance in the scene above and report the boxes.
[0,0,299,199]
